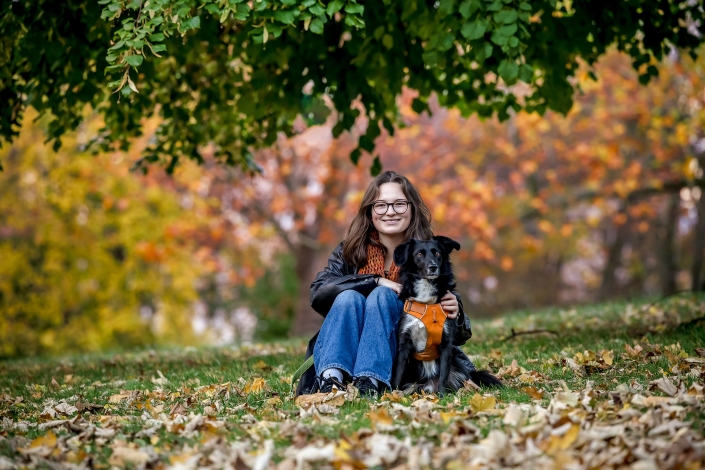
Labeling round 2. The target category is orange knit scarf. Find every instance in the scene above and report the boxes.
[358,231,401,282]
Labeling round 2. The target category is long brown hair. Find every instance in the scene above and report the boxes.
[343,171,433,267]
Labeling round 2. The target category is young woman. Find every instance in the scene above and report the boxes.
[295,171,476,397]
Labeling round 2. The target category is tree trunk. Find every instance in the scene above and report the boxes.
[598,215,628,301]
[291,241,324,337]
[692,191,705,292]
[660,193,679,296]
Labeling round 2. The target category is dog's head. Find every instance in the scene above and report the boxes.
[393,236,460,279]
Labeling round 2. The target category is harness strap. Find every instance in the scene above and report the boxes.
[403,300,447,361]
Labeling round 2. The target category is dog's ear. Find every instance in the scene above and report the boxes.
[433,236,460,254]
[393,239,415,266]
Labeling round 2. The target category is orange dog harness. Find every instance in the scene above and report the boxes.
[403,299,447,361]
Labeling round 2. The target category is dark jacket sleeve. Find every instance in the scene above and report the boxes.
[452,293,472,345]
[310,242,379,317]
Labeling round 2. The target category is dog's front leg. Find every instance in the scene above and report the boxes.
[393,342,411,390]
[437,345,453,396]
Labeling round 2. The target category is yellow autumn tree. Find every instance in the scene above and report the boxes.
[0,110,222,357]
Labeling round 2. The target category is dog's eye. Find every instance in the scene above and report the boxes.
[416,253,423,257]
[434,251,440,257]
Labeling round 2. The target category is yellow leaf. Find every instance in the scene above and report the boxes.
[244,377,266,394]
[545,424,580,455]
[367,407,394,428]
[469,393,496,413]
[30,431,57,449]
[601,350,614,366]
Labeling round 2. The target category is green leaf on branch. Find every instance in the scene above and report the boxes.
[273,9,297,24]
[370,156,382,176]
[459,0,480,18]
[519,63,533,82]
[345,3,364,14]
[461,20,487,40]
[499,23,517,36]
[494,9,518,24]
[487,0,503,11]
[326,0,344,16]
[125,54,144,66]
[309,18,324,34]
[180,16,200,33]
[498,59,518,81]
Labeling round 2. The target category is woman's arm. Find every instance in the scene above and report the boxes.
[452,293,472,345]
[310,242,378,317]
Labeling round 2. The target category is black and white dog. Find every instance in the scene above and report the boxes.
[392,236,501,394]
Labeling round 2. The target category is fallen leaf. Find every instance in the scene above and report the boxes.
[545,424,580,454]
[469,393,496,413]
[55,402,78,415]
[244,377,267,394]
[601,349,614,366]
[50,377,60,389]
[367,408,394,428]
[650,377,677,397]
[264,396,283,408]
[497,359,521,378]
[694,348,705,358]
[151,370,169,386]
[109,445,151,466]
[108,391,131,404]
[522,386,545,400]
[684,357,705,364]
[294,391,346,409]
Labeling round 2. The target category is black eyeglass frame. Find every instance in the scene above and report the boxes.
[371,200,410,215]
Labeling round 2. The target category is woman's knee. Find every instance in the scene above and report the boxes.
[330,290,366,314]
[368,286,399,303]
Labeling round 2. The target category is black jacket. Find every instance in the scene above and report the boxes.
[295,242,477,395]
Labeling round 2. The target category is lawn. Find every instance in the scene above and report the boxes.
[1,294,704,469]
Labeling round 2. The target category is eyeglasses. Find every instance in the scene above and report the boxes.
[371,200,410,215]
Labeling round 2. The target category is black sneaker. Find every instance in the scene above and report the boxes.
[353,376,380,398]
[315,375,346,394]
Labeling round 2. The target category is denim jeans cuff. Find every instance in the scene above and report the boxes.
[317,363,353,380]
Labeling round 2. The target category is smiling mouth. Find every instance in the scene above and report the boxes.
[382,219,401,223]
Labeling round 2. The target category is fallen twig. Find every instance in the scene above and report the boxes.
[501,328,559,342]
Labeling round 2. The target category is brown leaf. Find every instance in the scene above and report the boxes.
[50,377,60,389]
[294,391,346,409]
[694,347,705,358]
[522,386,545,400]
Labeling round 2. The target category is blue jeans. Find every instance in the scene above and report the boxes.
[314,286,404,389]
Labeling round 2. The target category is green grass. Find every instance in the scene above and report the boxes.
[1,294,704,467]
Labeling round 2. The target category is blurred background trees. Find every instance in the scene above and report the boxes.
[1,47,704,357]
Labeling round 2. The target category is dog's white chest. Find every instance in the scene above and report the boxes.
[409,279,438,304]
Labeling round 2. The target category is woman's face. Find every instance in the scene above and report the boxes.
[371,183,412,237]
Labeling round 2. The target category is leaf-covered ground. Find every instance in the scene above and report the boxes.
[2,294,704,469]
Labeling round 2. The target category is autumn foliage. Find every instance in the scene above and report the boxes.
[1,48,704,355]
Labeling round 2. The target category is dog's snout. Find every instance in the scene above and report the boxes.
[429,265,438,272]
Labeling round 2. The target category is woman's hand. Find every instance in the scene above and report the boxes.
[440,291,459,319]
[377,277,402,294]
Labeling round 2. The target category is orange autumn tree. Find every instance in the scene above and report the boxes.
[375,48,705,314]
